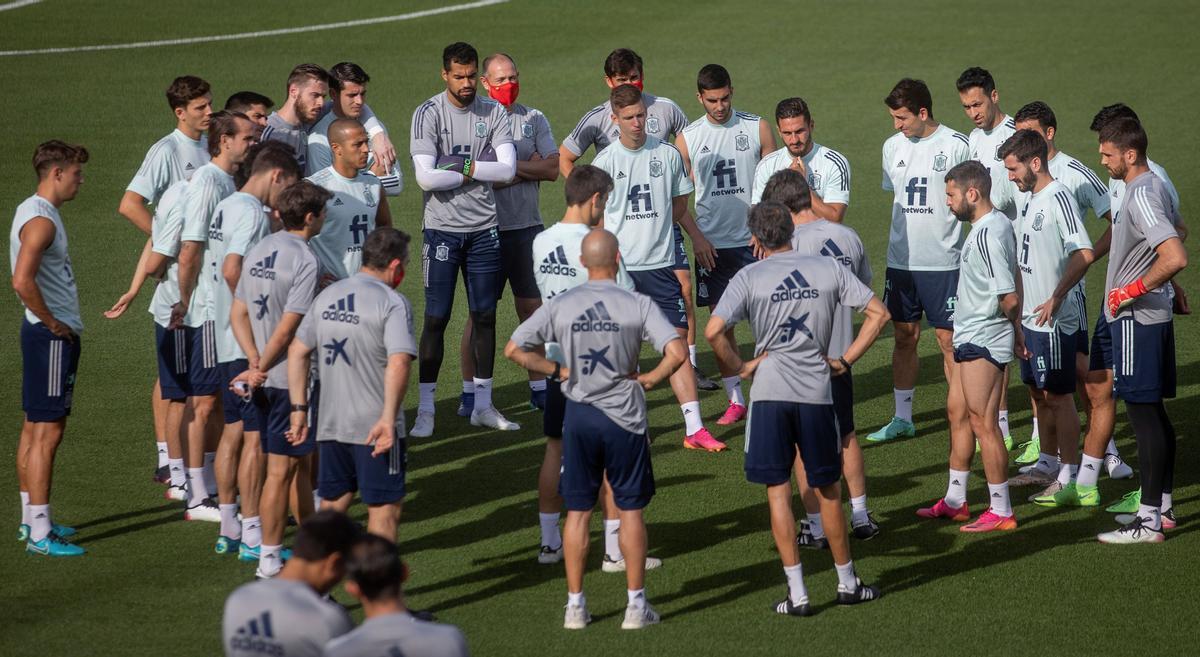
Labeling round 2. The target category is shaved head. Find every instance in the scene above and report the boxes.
[329,117,365,146]
[580,229,620,276]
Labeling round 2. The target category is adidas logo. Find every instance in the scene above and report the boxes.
[770,269,819,302]
[249,251,278,280]
[185,163,195,171]
[321,293,359,324]
[540,245,578,277]
[991,492,1002,498]
[951,479,961,486]
[1084,464,1096,471]
[700,145,711,154]
[896,160,906,168]
[820,239,853,266]
[230,611,282,655]
[616,171,626,179]
[571,301,619,332]
[333,197,344,206]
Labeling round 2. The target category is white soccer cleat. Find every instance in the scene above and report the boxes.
[1106,453,1134,479]
[410,411,435,438]
[184,498,222,522]
[602,555,662,573]
[470,407,520,431]
[621,602,661,630]
[1097,516,1165,544]
[164,484,187,501]
[563,602,591,630]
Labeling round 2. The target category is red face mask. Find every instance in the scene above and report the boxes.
[630,79,644,91]
[488,81,519,108]
[391,264,405,288]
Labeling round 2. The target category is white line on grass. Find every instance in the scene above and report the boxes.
[0,0,508,57]
[0,0,43,12]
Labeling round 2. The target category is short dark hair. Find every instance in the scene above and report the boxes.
[760,168,811,214]
[604,48,643,78]
[1090,103,1140,132]
[362,227,412,269]
[166,75,211,111]
[286,64,330,92]
[1098,117,1148,160]
[33,140,89,179]
[747,201,795,250]
[944,160,992,198]
[610,84,643,111]
[443,42,478,70]
[696,64,731,92]
[224,91,274,113]
[206,110,250,158]
[482,52,515,74]
[248,141,302,180]
[290,510,363,562]
[775,97,812,124]
[345,534,405,602]
[885,78,933,118]
[955,67,996,94]
[276,180,332,230]
[565,165,613,206]
[1014,101,1057,130]
[998,128,1049,166]
[328,62,369,92]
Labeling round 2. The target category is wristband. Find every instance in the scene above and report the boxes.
[839,357,851,371]
[549,362,562,382]
[1125,279,1149,298]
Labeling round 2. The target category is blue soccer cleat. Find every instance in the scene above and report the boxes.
[215,536,241,555]
[456,392,475,418]
[27,535,85,557]
[865,417,916,443]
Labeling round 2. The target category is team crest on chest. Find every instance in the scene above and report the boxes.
[1032,211,1045,231]
[735,133,750,152]
[648,158,664,178]
[363,187,376,208]
[932,152,948,172]
[647,116,661,134]
[522,123,534,139]
[810,172,822,189]
[995,145,1004,161]
[474,121,488,138]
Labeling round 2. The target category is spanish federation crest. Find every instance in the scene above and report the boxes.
[1032,211,1045,231]
[810,172,822,189]
[522,122,534,139]
[474,120,487,138]
[932,153,948,172]
[735,134,750,152]
[648,158,664,178]
[647,116,661,134]
[435,245,450,262]
[995,145,1004,161]
[363,187,376,208]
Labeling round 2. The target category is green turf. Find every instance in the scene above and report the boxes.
[1,1,1198,655]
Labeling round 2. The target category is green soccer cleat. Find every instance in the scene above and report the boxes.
[1033,482,1099,507]
[215,536,240,555]
[1106,489,1141,513]
[17,524,29,542]
[1014,436,1041,465]
[976,435,1015,454]
[866,417,915,443]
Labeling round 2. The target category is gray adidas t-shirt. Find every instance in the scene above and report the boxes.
[234,231,320,389]
[713,251,875,404]
[561,92,688,156]
[790,220,873,356]
[511,280,680,434]
[324,612,470,657]
[495,103,556,231]
[410,92,513,232]
[296,273,418,443]
[1105,171,1181,325]
[262,112,309,171]
[222,578,352,657]
[9,194,82,333]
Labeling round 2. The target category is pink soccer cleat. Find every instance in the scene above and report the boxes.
[960,509,1018,533]
[915,498,970,521]
[684,427,727,452]
[716,402,747,426]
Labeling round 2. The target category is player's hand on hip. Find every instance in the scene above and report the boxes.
[366,419,395,456]
[286,412,308,445]
[45,318,75,342]
[826,356,848,377]
[103,291,137,319]
[740,352,767,379]
[167,302,187,330]
[1032,296,1060,327]
[636,372,661,390]
[693,235,717,270]
[1107,279,1147,317]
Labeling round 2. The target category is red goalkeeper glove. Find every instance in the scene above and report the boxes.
[1107,279,1148,317]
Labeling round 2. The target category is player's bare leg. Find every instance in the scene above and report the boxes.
[766,481,811,613]
[257,453,302,578]
[537,438,564,561]
[182,394,220,516]
[868,320,919,441]
[918,359,973,521]
[960,358,1015,531]
[714,326,747,425]
[366,501,403,540]
[562,508,592,627]
[670,326,722,451]
[235,431,264,555]
[600,478,658,572]
[935,328,973,449]
[214,419,244,548]
[162,399,188,499]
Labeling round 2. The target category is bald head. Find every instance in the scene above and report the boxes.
[580,229,620,279]
[328,117,369,172]
[328,117,365,146]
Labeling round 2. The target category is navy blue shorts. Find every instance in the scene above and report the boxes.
[1073,289,1089,355]
[883,267,958,329]
[1019,329,1076,394]
[422,227,501,319]
[258,386,317,457]
[498,225,542,300]
[1089,307,1112,371]
[697,246,756,307]
[831,371,854,436]
[155,323,190,401]
[219,359,261,431]
[318,438,406,505]
[672,224,689,271]
[745,401,841,488]
[543,379,565,439]
[187,321,220,396]
[1111,318,1176,403]
[561,401,654,511]
[628,267,688,329]
[953,343,1005,371]
[1074,329,1089,356]
[21,320,81,422]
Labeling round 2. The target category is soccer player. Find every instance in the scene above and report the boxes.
[325,535,469,657]
[958,67,1018,220]
[868,79,971,444]
[676,64,775,425]
[917,161,1021,532]
[222,510,362,657]
[507,229,686,630]
[592,84,723,451]
[229,181,329,575]
[751,97,851,222]
[457,52,560,416]
[173,110,257,521]
[308,118,393,282]
[759,169,879,543]
[11,141,89,557]
[706,201,888,615]
[225,91,274,137]
[1095,118,1186,543]
[288,228,418,541]
[409,41,518,437]
[305,62,403,196]
[996,130,1095,504]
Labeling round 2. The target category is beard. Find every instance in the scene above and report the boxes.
[951,202,974,222]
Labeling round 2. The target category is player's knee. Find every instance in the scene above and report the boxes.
[469,309,497,331]
[893,325,920,349]
[422,314,449,336]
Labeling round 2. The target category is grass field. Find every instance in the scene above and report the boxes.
[1,1,1198,655]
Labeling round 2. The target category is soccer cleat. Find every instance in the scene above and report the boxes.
[796,521,829,550]
[865,416,915,443]
[17,524,29,542]
[716,402,747,426]
[836,578,882,606]
[1116,509,1176,530]
[1028,481,1063,503]
[51,523,77,539]
[538,545,563,564]
[621,602,661,629]
[26,535,85,557]
[456,392,475,418]
[185,498,222,522]
[563,602,592,630]
[1036,482,1099,508]
[1008,468,1058,487]
[470,407,520,431]
[1105,489,1141,513]
[153,465,171,485]
[602,555,662,573]
[1106,453,1134,479]
[410,411,435,438]
[165,484,188,501]
[915,498,970,521]
[773,592,812,617]
[239,544,291,562]
[1014,436,1041,465]
[683,428,727,452]
[693,367,720,392]
[530,388,547,411]
[1097,516,1165,544]
[976,435,1015,454]
[851,514,880,540]
[215,536,241,555]
[960,509,1017,533]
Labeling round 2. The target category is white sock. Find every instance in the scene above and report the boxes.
[568,591,586,607]
[168,458,186,487]
[722,376,745,406]
[945,469,969,508]
[186,468,209,506]
[1138,504,1162,530]
[462,380,474,395]
[219,504,241,539]
[1056,463,1079,486]
[834,560,858,591]
[988,482,1012,517]
[259,544,283,576]
[1031,417,1040,439]
[807,512,825,539]
[1077,454,1103,487]
[530,379,547,392]
[850,495,869,525]
[681,401,703,435]
[539,512,561,549]
[156,441,169,468]
[604,519,622,561]
[241,516,262,548]
[473,378,493,410]
[418,383,436,414]
[689,344,698,368]
[29,504,51,542]
[203,452,217,495]
[1034,453,1059,474]
[894,388,913,422]
[997,411,1010,438]
[1105,437,1118,455]
[1161,492,1173,513]
[784,563,808,604]
[20,491,30,526]
[627,588,646,608]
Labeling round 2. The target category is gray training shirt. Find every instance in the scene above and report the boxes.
[222,578,352,657]
[1105,170,1181,325]
[511,279,680,434]
[790,219,873,357]
[323,612,470,657]
[712,251,875,405]
[495,103,556,231]
[561,92,688,156]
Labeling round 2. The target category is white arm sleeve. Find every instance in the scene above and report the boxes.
[470,143,517,182]
[412,153,464,191]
